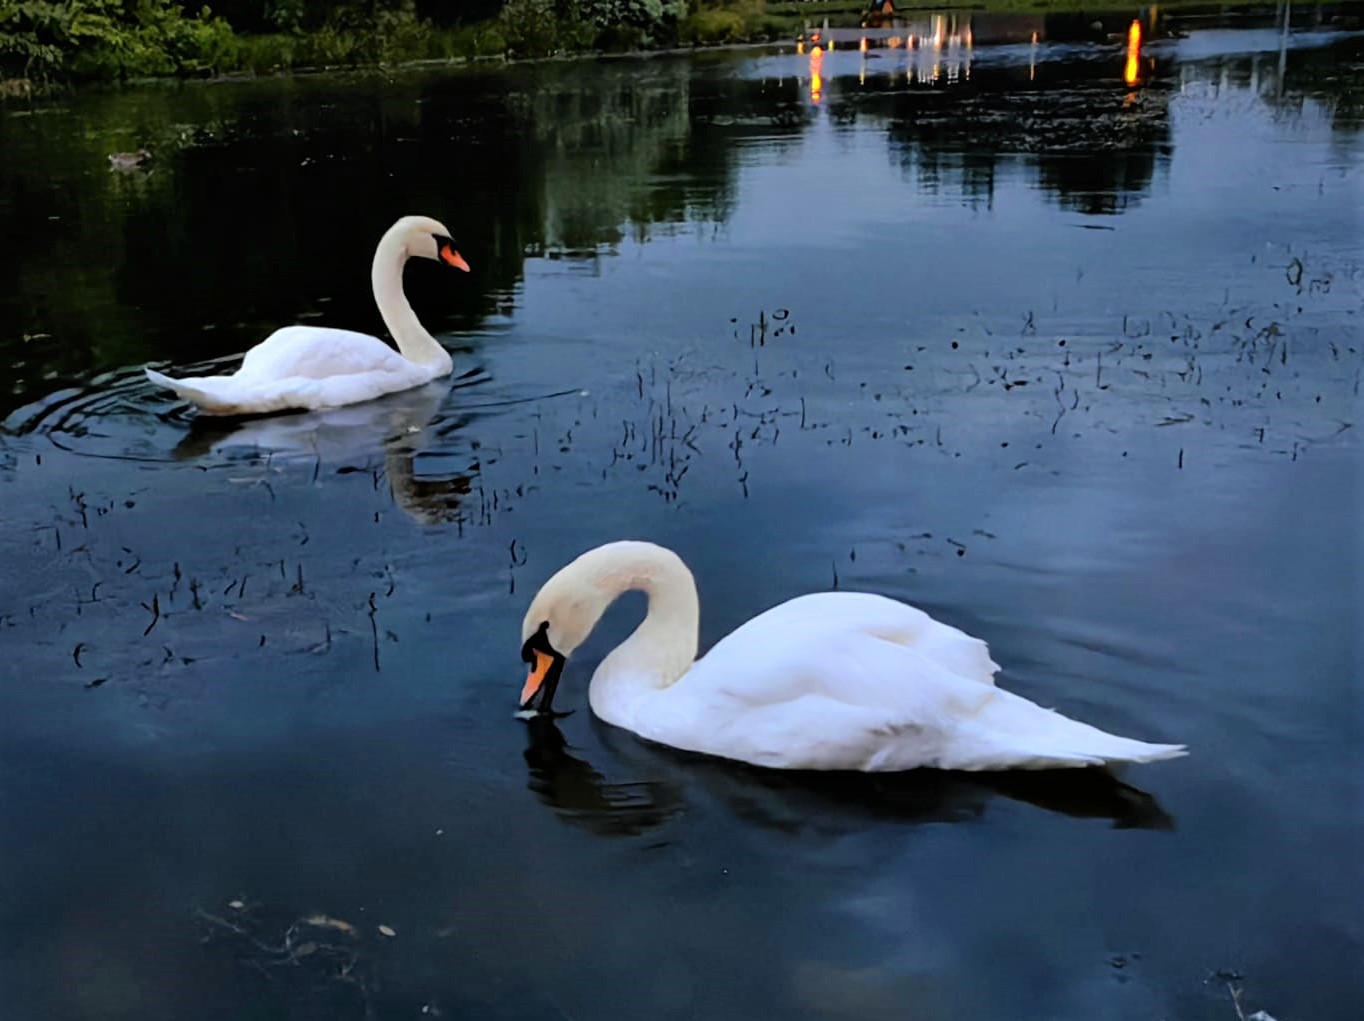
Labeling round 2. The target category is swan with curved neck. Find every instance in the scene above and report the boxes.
[144,215,468,416]
[519,541,1187,772]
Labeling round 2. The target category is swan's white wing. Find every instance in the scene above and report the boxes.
[643,626,990,770]
[147,328,434,415]
[238,327,410,380]
[639,595,1184,772]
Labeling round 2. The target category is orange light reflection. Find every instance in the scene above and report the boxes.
[1124,19,1142,86]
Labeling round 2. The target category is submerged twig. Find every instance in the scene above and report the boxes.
[141,594,161,636]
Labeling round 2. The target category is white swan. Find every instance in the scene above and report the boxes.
[144,215,469,416]
[519,541,1187,772]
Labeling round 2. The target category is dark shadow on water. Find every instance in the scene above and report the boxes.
[522,715,687,835]
[524,717,1175,836]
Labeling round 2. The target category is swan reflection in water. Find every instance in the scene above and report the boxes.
[171,378,475,524]
[522,716,1175,836]
[522,715,687,836]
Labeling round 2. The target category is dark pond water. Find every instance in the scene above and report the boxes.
[2,4,1361,1019]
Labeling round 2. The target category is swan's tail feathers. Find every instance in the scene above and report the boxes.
[944,688,1188,771]
[144,368,243,415]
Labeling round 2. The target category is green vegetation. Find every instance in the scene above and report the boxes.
[0,1,515,84]
[0,0,787,88]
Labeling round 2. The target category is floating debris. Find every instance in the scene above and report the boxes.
[301,913,358,937]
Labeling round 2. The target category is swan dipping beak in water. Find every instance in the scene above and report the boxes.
[145,215,470,417]
[518,540,1187,773]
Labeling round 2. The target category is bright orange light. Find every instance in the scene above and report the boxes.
[1124,19,1142,86]
[811,71,822,102]
[859,36,868,53]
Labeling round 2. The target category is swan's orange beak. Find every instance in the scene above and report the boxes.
[521,650,555,708]
[439,245,470,272]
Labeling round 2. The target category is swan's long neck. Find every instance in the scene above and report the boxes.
[575,543,700,714]
[371,229,453,373]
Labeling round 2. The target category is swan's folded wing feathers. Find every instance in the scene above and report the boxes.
[239,327,408,380]
[673,628,996,770]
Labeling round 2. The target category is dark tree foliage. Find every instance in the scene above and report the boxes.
[416,0,507,28]
[1,1,776,84]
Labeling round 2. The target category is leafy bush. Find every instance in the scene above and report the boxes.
[444,20,506,59]
[1,2,66,79]
[501,0,685,58]
[0,0,784,87]
[1,0,238,81]
[264,0,304,31]
[500,0,570,58]
[681,7,746,43]
[679,1,779,45]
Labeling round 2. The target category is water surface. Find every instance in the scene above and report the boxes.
[1,6,1361,1020]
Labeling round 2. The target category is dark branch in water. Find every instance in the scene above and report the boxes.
[367,593,380,672]
[141,594,161,636]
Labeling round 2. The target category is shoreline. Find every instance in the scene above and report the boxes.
[4,38,791,99]
[0,0,1349,100]
[0,40,791,101]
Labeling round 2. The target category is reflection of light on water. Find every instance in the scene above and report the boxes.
[810,45,823,103]
[853,14,975,86]
[1030,32,1038,81]
[1124,19,1142,86]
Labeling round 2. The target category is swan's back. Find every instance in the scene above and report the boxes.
[238,327,409,380]
[708,591,1000,686]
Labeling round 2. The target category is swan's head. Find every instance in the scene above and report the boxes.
[394,215,470,272]
[518,541,692,714]
[518,556,620,713]
[519,584,602,714]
